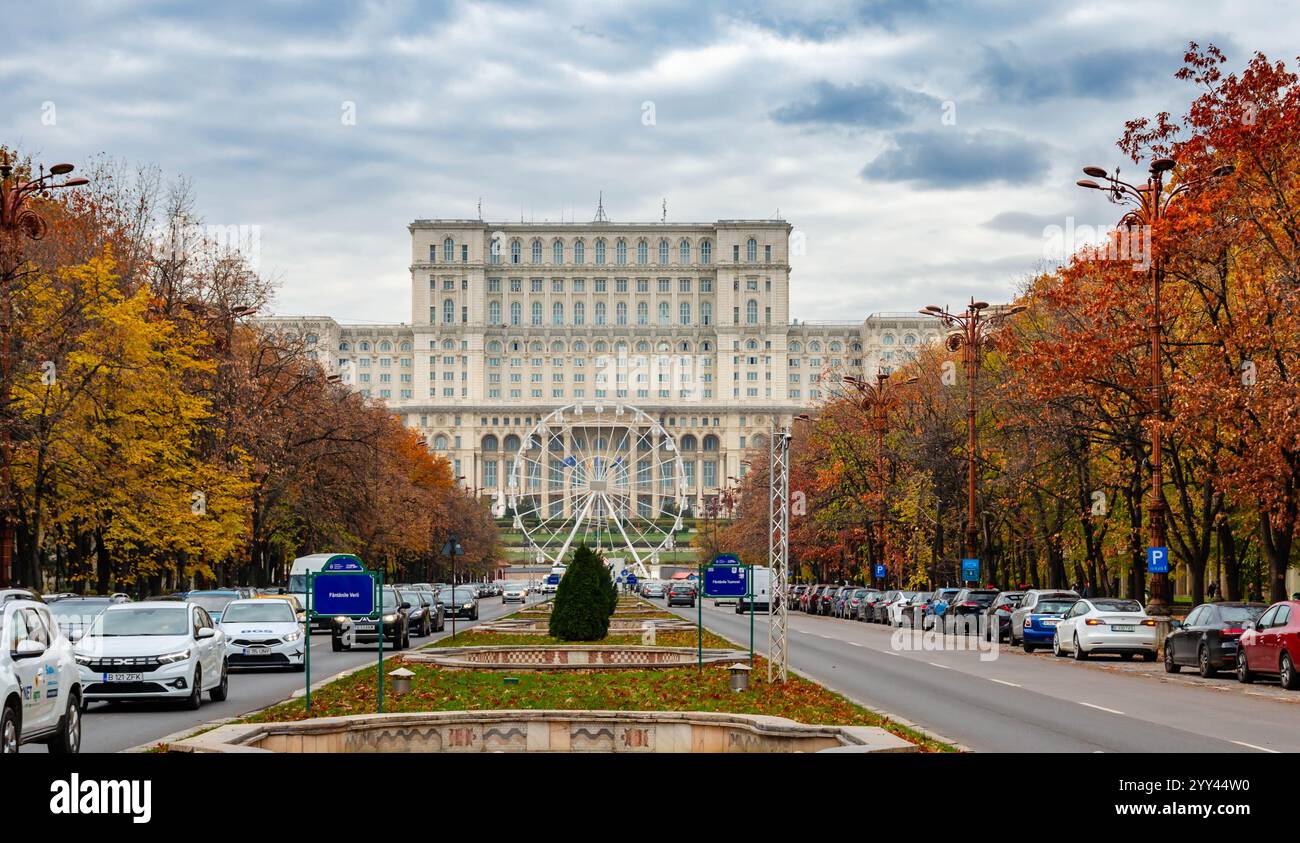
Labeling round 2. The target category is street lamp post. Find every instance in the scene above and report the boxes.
[1077,158,1233,613]
[921,299,1024,585]
[842,372,917,591]
[0,152,89,587]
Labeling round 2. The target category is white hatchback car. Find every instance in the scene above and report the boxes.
[1,599,83,753]
[220,599,305,671]
[1052,597,1158,661]
[502,584,528,604]
[74,601,229,709]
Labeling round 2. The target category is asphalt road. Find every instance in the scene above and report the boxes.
[667,599,1300,753]
[26,594,528,754]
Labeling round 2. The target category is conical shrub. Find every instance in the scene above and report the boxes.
[548,545,611,641]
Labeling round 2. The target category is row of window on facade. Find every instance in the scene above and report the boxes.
[464,299,773,327]
[428,236,775,266]
[477,458,726,492]
[332,335,921,354]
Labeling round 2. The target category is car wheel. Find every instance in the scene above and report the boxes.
[1141,651,1156,662]
[210,661,229,702]
[184,668,203,710]
[1236,649,1254,683]
[1022,639,1035,653]
[1120,652,1134,661]
[1197,645,1215,678]
[47,693,81,754]
[1072,634,1088,661]
[1164,645,1181,673]
[1053,634,1066,658]
[332,635,343,652]
[1,702,18,754]
[1280,652,1299,690]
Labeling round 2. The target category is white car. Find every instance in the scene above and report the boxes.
[1,599,83,753]
[220,599,305,671]
[1052,597,1158,661]
[74,601,229,709]
[502,584,528,604]
[886,591,918,627]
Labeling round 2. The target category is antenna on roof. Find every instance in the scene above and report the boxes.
[594,192,609,223]
[477,198,482,221]
[662,198,667,223]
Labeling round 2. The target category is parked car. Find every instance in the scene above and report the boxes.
[944,588,1000,635]
[0,587,44,604]
[667,583,697,608]
[332,587,412,651]
[983,591,1025,642]
[1052,598,1156,661]
[856,590,884,621]
[884,591,918,626]
[412,586,446,632]
[789,585,808,611]
[817,586,840,616]
[220,598,305,671]
[798,586,818,613]
[843,588,869,619]
[1236,600,1300,689]
[1009,590,1080,645]
[899,592,932,627]
[925,588,963,629]
[184,589,243,624]
[46,596,129,643]
[399,588,437,637]
[2,598,83,753]
[74,601,228,709]
[438,586,480,620]
[870,590,901,623]
[1165,602,1266,677]
[1018,595,1077,652]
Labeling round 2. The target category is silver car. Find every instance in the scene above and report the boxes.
[1008,589,1080,645]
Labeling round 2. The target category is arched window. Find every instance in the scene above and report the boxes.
[433,434,449,450]
[655,302,667,324]
[658,239,669,264]
[747,238,757,261]
[616,239,628,265]
[882,334,895,346]
[595,239,606,265]
[553,240,564,264]
[703,434,720,452]
[503,434,520,453]
[510,302,522,325]
[636,240,648,264]
[616,302,628,325]
[531,302,542,325]
[443,299,455,324]
[379,341,392,351]
[810,341,822,352]
[903,334,917,345]
[573,340,586,352]
[487,340,502,353]
[595,302,606,325]
[531,239,543,264]
[679,341,691,352]
[551,340,565,353]
[746,339,758,350]
[680,302,691,325]
[752,433,767,451]
[574,301,585,325]
[443,237,454,259]
[489,301,501,323]
[681,434,697,451]
[746,299,758,324]
[443,339,455,350]
[636,302,648,325]
[553,301,564,325]
[359,341,370,351]
[700,239,712,264]
[510,239,521,264]
[400,341,412,352]
[339,341,350,351]
[482,435,499,452]
[679,239,690,264]
[790,341,802,352]
[573,239,585,263]
[701,301,712,325]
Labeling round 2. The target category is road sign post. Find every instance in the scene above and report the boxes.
[306,555,379,714]
[1147,547,1169,574]
[961,558,980,585]
[703,555,752,668]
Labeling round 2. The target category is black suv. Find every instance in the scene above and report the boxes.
[945,588,1000,635]
[331,586,411,651]
[397,586,441,637]
[666,582,697,608]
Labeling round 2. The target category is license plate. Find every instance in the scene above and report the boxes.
[1042,618,1059,626]
[105,673,144,682]
[1111,624,1135,632]
[355,624,376,632]
[243,647,272,656]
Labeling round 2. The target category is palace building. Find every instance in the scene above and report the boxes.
[259,214,940,517]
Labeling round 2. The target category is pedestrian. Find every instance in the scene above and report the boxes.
[1206,581,1217,600]
[1081,581,1093,598]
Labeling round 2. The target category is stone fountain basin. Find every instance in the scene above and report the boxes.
[169,709,918,754]
[475,617,696,634]
[406,645,747,670]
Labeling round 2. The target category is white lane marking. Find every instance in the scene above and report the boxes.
[847,641,863,647]
[1230,740,1279,753]
[882,650,901,656]
[928,662,952,670]
[1078,701,1125,715]
[988,678,1021,687]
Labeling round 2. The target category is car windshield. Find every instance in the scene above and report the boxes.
[187,593,237,614]
[967,592,998,604]
[381,590,402,609]
[1093,599,1142,613]
[49,598,113,617]
[1036,600,1075,614]
[88,607,190,637]
[400,591,423,607]
[1220,606,1265,623]
[222,602,296,623]
[440,589,476,602]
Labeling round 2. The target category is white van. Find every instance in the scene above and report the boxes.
[735,566,773,613]
[288,553,363,629]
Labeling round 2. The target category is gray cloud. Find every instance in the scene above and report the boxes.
[976,44,1185,104]
[770,81,940,129]
[861,130,1050,188]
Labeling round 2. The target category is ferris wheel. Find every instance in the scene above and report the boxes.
[506,402,686,574]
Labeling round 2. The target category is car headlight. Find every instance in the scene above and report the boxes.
[383,614,397,622]
[334,616,347,624]
[283,631,302,642]
[463,603,473,609]
[74,654,93,666]
[158,649,191,664]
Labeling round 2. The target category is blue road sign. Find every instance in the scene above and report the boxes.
[322,555,364,572]
[546,574,561,585]
[1147,547,1169,574]
[961,558,980,582]
[312,573,375,617]
[704,565,747,598]
[626,575,638,586]
[874,564,887,579]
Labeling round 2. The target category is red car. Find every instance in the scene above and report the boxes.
[1236,600,1300,690]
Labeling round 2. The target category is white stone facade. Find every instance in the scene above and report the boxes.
[260,217,940,513]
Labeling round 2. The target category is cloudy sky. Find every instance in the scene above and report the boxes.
[3,1,1295,323]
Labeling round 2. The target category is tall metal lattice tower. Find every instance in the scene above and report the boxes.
[768,428,791,682]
